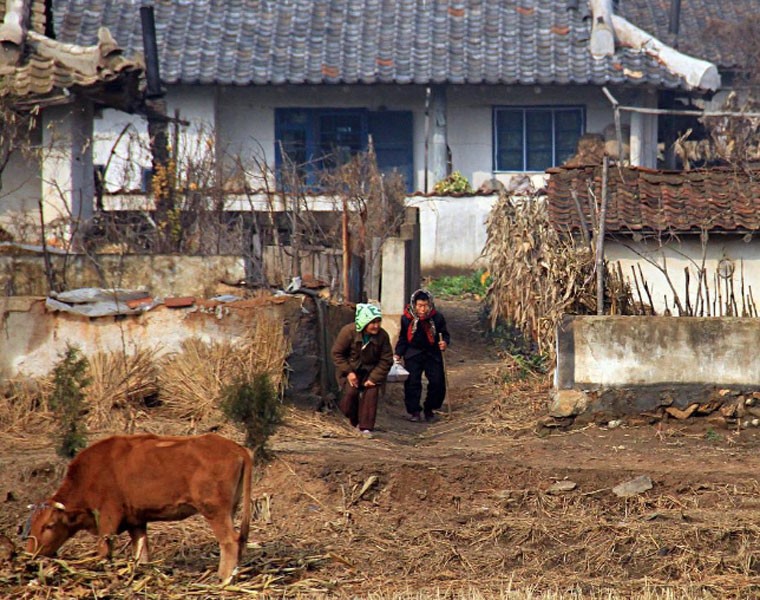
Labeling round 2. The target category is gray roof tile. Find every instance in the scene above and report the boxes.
[52,0,713,89]
[617,0,757,70]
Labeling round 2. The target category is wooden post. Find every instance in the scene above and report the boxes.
[342,199,350,302]
[596,156,609,315]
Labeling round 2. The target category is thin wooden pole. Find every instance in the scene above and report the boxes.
[342,199,350,302]
[596,155,609,315]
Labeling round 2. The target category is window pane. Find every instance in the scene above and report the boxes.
[495,110,523,170]
[368,111,414,191]
[526,111,553,171]
[555,110,583,165]
[319,113,363,169]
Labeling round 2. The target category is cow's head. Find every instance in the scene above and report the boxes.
[23,501,71,556]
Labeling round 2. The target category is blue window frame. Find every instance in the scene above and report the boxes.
[275,108,414,191]
[493,106,584,172]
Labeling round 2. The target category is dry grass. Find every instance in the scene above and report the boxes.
[0,377,53,433]
[85,348,159,428]
[157,313,290,423]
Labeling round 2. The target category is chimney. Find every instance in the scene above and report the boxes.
[140,5,163,98]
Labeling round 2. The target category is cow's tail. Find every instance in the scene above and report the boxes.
[238,450,252,553]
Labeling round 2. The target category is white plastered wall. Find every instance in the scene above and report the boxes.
[93,83,642,195]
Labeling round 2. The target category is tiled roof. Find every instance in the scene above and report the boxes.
[546,165,760,234]
[0,0,143,109]
[53,0,702,90]
[617,0,757,70]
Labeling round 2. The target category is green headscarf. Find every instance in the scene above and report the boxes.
[355,303,382,332]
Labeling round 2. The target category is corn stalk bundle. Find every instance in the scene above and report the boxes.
[484,192,598,359]
[0,377,53,433]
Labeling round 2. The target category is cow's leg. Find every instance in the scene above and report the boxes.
[128,525,150,563]
[95,509,121,559]
[204,513,240,584]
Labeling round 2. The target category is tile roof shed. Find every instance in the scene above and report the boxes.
[547,165,760,235]
[51,0,714,91]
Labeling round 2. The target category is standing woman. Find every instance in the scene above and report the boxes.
[331,303,393,436]
[394,289,451,422]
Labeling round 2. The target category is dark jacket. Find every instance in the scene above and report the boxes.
[395,310,450,360]
[331,323,394,387]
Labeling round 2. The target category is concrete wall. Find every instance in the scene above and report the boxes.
[405,194,497,274]
[554,315,760,417]
[0,294,363,402]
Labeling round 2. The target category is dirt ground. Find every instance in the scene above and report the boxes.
[3,298,760,598]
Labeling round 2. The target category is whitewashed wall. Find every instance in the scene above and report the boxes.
[606,236,760,316]
[405,194,499,274]
[92,83,640,195]
[93,86,217,192]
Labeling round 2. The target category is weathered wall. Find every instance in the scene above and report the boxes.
[0,294,400,403]
[554,315,760,418]
[0,254,246,297]
[0,294,356,401]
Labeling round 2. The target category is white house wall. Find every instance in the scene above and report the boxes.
[93,83,639,195]
[0,134,41,234]
[94,85,217,192]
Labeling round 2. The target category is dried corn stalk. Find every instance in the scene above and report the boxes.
[0,377,53,433]
[484,191,631,359]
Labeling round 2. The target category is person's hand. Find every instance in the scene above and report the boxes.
[438,340,448,351]
[364,379,377,387]
[393,354,402,363]
[347,372,359,388]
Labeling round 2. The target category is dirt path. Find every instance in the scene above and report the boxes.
[4,298,760,597]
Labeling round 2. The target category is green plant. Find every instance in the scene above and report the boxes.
[221,373,282,463]
[428,269,491,299]
[705,427,722,443]
[49,344,90,458]
[432,170,473,195]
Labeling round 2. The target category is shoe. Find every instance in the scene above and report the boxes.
[359,429,374,438]
[408,412,422,422]
[424,411,438,422]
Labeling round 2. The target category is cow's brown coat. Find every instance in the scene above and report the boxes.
[25,433,252,583]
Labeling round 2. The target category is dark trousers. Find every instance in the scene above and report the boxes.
[403,352,446,415]
[339,383,380,431]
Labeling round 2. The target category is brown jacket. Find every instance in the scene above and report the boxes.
[331,323,394,387]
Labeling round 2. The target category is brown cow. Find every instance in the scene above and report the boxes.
[24,433,252,584]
